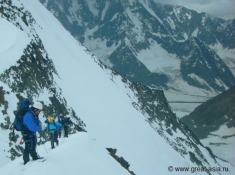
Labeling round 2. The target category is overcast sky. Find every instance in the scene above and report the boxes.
[153,0,235,20]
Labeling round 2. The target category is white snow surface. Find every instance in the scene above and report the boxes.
[0,0,234,174]
[137,40,180,72]
[0,18,30,74]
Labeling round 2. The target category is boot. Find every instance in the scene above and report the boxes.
[32,153,44,160]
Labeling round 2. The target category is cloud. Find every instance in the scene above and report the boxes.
[152,0,235,19]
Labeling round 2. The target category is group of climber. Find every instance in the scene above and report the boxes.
[15,100,72,165]
[45,114,71,148]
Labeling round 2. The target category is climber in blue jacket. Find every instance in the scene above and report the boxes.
[22,101,43,165]
[47,116,62,149]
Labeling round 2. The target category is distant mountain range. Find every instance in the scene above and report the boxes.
[39,0,235,94]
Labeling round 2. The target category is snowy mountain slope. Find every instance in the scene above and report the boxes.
[0,133,132,175]
[0,0,235,174]
[0,18,30,74]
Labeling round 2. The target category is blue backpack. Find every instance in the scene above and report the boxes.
[13,99,31,131]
